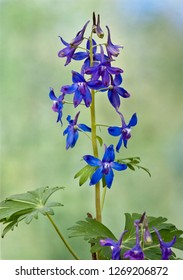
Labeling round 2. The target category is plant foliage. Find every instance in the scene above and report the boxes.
[0,186,64,237]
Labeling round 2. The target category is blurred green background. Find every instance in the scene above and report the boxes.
[0,0,183,259]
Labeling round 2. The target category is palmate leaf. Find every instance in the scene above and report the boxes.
[0,186,64,237]
[69,213,183,260]
[117,157,151,177]
[68,217,117,260]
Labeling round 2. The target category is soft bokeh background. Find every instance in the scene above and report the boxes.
[0,0,183,259]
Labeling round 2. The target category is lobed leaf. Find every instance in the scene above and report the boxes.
[0,186,64,237]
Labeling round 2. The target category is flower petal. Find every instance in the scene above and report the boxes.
[90,166,103,185]
[72,51,88,60]
[111,162,127,171]
[49,88,57,100]
[105,168,114,188]
[100,238,117,247]
[66,128,74,149]
[77,124,91,132]
[108,126,121,136]
[116,87,130,98]
[71,130,79,148]
[116,136,123,152]
[73,89,83,107]
[84,86,92,107]
[61,84,77,94]
[72,71,85,83]
[113,74,122,86]
[107,66,123,75]
[128,113,138,127]
[108,89,120,109]
[83,155,101,166]
[87,80,104,90]
[102,145,115,163]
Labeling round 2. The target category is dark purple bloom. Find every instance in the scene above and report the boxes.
[108,112,137,152]
[61,71,104,108]
[153,227,176,260]
[100,230,127,260]
[124,220,145,260]
[106,25,123,59]
[58,21,89,66]
[92,12,104,38]
[63,111,91,149]
[85,45,123,87]
[107,74,130,110]
[49,88,64,124]
[83,144,127,189]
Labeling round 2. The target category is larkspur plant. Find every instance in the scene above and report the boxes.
[0,13,183,260]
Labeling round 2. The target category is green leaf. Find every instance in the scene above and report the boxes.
[68,217,116,241]
[0,186,64,237]
[117,157,151,177]
[96,135,103,146]
[74,165,97,186]
[68,217,117,260]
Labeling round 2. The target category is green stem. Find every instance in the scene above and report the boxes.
[101,186,107,212]
[90,89,101,223]
[89,34,101,223]
[46,213,80,260]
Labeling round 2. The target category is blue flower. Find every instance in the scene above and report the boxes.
[61,71,104,108]
[63,111,91,149]
[49,88,64,124]
[106,25,123,59]
[85,45,123,87]
[108,112,137,152]
[83,144,127,189]
[58,21,89,66]
[100,230,127,260]
[153,227,176,260]
[124,220,144,260]
[107,74,130,110]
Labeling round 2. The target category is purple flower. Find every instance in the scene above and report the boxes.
[85,45,123,87]
[61,71,104,108]
[63,111,91,149]
[49,88,64,124]
[124,220,144,260]
[107,74,130,110]
[100,230,127,260]
[83,144,127,189]
[58,21,89,66]
[92,12,104,38]
[72,39,98,75]
[153,227,176,260]
[106,25,123,59]
[108,112,137,152]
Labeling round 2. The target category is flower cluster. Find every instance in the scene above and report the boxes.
[100,213,176,260]
[49,12,138,189]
